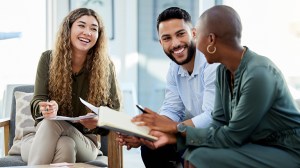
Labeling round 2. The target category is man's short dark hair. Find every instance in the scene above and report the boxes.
[156,7,192,31]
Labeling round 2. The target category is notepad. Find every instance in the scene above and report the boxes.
[80,98,158,141]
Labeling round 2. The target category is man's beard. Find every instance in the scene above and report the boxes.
[164,41,196,65]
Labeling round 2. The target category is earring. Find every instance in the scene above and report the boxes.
[207,45,216,54]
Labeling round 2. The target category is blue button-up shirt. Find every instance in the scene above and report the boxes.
[159,50,218,128]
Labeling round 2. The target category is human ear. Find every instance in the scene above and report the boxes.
[191,28,197,39]
[208,33,216,45]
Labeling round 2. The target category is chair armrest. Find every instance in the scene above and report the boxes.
[108,131,123,168]
[0,118,10,156]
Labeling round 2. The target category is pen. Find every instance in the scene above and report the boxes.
[136,104,147,113]
[46,99,49,112]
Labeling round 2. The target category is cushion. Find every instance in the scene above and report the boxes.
[85,155,108,167]
[8,91,35,155]
[0,155,27,166]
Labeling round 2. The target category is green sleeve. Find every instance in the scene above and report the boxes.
[185,67,277,148]
[30,50,51,120]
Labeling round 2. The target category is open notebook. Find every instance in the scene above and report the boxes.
[80,98,158,141]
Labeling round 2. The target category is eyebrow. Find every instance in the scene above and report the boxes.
[160,34,170,39]
[176,29,186,34]
[160,29,186,38]
[78,21,98,27]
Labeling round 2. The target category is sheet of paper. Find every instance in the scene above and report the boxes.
[50,162,73,167]
[36,114,97,121]
[79,97,99,114]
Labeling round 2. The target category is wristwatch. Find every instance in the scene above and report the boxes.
[176,122,187,133]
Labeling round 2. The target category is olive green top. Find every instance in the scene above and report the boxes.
[30,50,120,135]
[177,47,300,158]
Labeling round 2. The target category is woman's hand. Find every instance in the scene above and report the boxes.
[140,130,177,150]
[39,100,58,118]
[79,113,98,130]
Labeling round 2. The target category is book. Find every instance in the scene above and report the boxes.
[80,98,158,141]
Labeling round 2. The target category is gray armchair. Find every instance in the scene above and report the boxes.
[0,85,122,167]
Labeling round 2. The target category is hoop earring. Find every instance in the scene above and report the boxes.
[207,45,216,54]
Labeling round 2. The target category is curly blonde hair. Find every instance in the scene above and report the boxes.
[49,8,119,115]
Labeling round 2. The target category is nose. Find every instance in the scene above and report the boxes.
[84,29,92,36]
[171,38,180,48]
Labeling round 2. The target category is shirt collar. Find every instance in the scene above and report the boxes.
[178,49,206,77]
[72,67,87,77]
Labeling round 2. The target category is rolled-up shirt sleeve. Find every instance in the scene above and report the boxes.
[159,63,185,122]
[191,63,218,128]
[159,55,218,128]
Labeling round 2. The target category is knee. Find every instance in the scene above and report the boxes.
[195,147,214,160]
[141,145,180,167]
[56,136,76,154]
[140,145,151,161]
[187,147,215,166]
[54,136,76,163]
[39,120,60,130]
[141,145,151,156]
[141,145,160,159]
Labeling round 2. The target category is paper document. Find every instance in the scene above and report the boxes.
[79,97,99,114]
[80,98,158,141]
[50,162,73,167]
[36,114,97,121]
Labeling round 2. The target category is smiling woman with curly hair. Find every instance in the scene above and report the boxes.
[49,7,118,115]
[20,8,121,165]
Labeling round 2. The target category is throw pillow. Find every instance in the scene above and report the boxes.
[8,91,35,155]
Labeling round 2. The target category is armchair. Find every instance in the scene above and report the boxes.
[0,84,122,167]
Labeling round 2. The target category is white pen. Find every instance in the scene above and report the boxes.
[37,99,49,120]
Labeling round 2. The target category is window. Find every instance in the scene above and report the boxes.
[0,0,46,156]
[222,0,300,98]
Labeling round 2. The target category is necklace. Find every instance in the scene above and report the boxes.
[230,73,234,92]
[240,47,246,60]
[230,47,246,93]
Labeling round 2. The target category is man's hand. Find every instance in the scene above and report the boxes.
[116,134,142,150]
[132,108,178,133]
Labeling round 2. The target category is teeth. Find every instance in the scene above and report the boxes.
[79,37,90,43]
[173,48,184,54]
